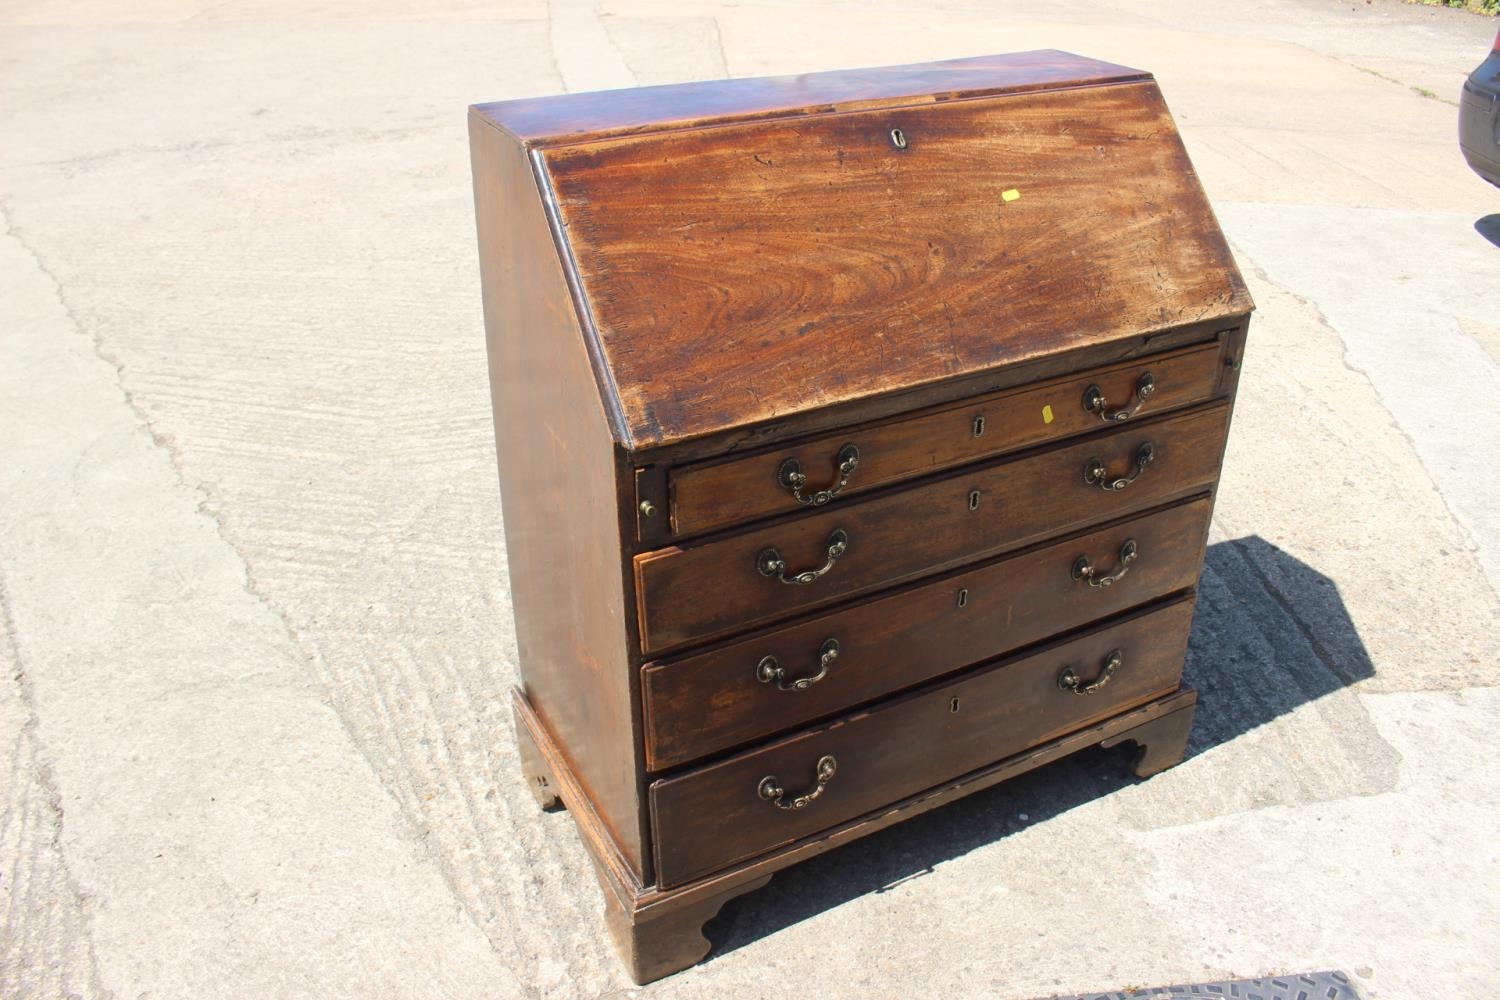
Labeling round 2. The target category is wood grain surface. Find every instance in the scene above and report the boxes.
[470,113,648,879]
[538,80,1250,449]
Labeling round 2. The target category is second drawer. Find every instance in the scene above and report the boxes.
[642,495,1212,770]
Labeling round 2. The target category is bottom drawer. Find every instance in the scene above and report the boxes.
[649,595,1196,888]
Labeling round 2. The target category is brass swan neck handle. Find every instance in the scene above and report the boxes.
[758,529,849,586]
[1083,372,1155,423]
[758,755,838,810]
[777,444,860,506]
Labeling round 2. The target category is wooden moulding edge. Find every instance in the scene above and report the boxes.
[625,315,1251,466]
[513,684,1197,920]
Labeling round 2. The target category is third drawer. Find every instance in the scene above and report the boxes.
[642,495,1212,770]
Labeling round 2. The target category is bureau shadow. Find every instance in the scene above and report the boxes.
[703,534,1375,962]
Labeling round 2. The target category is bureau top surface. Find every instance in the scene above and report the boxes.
[472,52,1252,451]
[472,51,1150,146]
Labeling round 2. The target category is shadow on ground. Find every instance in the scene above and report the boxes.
[1476,214,1500,248]
[703,535,1373,961]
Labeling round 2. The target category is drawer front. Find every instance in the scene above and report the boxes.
[669,341,1224,537]
[636,402,1229,654]
[650,596,1196,887]
[642,496,1212,770]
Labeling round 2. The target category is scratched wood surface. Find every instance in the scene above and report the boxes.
[535,79,1250,451]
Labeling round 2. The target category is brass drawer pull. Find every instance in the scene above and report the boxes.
[757,638,840,691]
[777,444,860,506]
[1057,648,1123,695]
[1083,442,1154,492]
[758,529,849,586]
[1083,372,1155,422]
[758,755,838,810]
[1072,539,1138,589]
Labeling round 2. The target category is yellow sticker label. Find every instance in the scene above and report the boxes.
[1041,404,1054,424]
[1001,188,1021,203]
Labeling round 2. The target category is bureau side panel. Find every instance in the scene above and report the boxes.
[470,112,647,880]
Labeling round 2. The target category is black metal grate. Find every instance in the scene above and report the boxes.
[1037,970,1364,1000]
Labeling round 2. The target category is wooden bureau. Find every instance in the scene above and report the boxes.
[468,50,1251,984]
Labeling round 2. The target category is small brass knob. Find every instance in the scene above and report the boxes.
[639,500,656,518]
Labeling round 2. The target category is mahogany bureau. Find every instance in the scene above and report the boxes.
[468,50,1252,984]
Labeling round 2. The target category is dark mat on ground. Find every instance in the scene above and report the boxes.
[1035,970,1363,1000]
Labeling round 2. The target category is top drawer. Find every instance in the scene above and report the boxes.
[668,341,1224,537]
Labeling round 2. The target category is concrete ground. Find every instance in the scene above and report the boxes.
[2,0,1498,997]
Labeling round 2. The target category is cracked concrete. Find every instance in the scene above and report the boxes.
[0,570,109,1000]
[1,185,521,999]
[2,1,1498,999]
